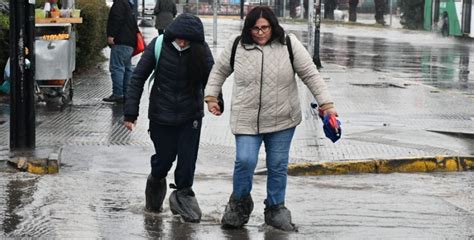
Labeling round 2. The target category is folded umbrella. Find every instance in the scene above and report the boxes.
[321,113,342,143]
[311,102,342,143]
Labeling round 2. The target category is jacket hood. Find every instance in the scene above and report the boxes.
[164,13,204,43]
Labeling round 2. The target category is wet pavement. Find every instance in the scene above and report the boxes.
[0,18,473,238]
[1,145,473,238]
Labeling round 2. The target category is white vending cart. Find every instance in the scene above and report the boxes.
[34,17,81,104]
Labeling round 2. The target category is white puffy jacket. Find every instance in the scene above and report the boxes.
[205,33,333,135]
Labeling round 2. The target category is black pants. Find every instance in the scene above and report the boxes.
[349,0,359,22]
[374,0,386,24]
[149,119,202,189]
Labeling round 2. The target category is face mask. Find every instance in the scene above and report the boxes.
[172,41,190,52]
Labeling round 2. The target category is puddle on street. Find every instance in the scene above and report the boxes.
[317,32,474,94]
[1,22,473,239]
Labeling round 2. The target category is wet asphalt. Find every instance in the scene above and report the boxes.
[0,18,473,238]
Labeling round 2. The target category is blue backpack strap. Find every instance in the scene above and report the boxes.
[148,34,164,92]
[154,34,163,68]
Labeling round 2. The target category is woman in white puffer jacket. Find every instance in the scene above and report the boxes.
[204,6,338,231]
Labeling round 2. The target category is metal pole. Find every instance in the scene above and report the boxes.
[196,0,199,15]
[389,0,392,26]
[9,0,36,151]
[313,0,322,68]
[300,0,304,19]
[240,0,244,19]
[283,0,286,18]
[213,0,217,45]
[307,0,313,55]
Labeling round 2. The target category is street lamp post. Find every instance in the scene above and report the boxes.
[213,0,218,45]
[9,0,36,151]
[240,0,245,19]
[312,0,322,69]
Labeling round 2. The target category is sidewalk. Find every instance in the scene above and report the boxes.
[0,17,473,240]
[1,18,473,175]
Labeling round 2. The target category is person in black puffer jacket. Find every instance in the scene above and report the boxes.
[123,13,222,222]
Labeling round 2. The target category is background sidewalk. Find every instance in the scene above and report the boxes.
[0,18,473,239]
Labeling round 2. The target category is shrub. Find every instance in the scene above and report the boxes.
[75,0,109,70]
[0,12,8,83]
[399,0,424,30]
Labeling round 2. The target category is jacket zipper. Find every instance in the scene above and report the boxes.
[257,49,264,134]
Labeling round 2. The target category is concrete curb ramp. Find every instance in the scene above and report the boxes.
[1,147,62,174]
[286,156,474,176]
[7,155,60,174]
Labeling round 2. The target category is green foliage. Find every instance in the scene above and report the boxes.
[398,0,425,30]
[75,0,109,69]
[35,0,46,8]
[0,13,9,83]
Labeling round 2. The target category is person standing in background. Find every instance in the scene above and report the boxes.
[374,0,386,25]
[349,0,359,22]
[324,0,336,20]
[154,0,177,35]
[104,0,138,103]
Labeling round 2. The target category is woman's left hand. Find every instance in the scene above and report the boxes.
[206,101,222,116]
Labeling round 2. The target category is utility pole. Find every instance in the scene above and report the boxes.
[10,0,36,151]
[240,0,245,19]
[312,0,322,69]
[213,0,218,45]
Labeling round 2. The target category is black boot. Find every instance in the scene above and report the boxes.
[221,193,254,228]
[169,186,202,223]
[264,201,297,231]
[145,174,167,212]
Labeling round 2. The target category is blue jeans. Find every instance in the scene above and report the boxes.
[233,127,295,206]
[109,45,133,97]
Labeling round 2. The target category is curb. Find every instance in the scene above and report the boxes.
[254,156,474,176]
[0,147,62,174]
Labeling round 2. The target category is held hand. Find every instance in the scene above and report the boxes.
[124,120,136,131]
[323,107,338,117]
[107,37,115,46]
[207,101,222,116]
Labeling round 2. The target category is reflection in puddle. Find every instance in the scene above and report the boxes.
[319,33,473,94]
[2,175,39,236]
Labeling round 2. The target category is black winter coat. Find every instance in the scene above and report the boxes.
[124,37,214,125]
[106,0,137,48]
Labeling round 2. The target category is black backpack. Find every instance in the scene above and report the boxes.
[230,35,295,71]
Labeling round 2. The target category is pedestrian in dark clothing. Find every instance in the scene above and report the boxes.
[349,0,359,22]
[374,0,386,25]
[124,13,215,223]
[104,0,138,103]
[324,0,336,20]
[154,0,177,35]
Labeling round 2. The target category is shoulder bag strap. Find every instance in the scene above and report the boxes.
[147,34,164,93]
